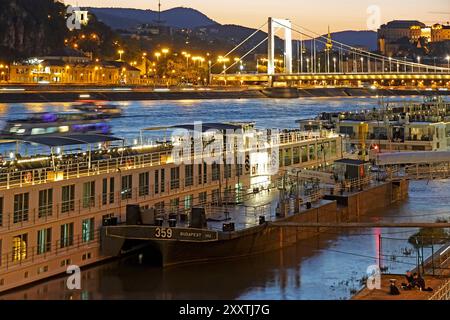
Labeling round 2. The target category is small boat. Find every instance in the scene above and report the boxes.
[74,100,122,118]
[0,111,112,138]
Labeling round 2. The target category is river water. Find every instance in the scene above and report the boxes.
[0,97,449,300]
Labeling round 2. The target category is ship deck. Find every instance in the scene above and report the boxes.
[153,187,330,233]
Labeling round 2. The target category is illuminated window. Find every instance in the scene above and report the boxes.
[59,126,69,133]
[82,218,95,243]
[60,223,74,248]
[37,228,51,254]
[31,128,46,135]
[12,234,27,262]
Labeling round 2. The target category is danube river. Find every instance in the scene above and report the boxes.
[0,97,449,300]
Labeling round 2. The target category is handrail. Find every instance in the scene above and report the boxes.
[429,279,450,300]
[0,133,339,192]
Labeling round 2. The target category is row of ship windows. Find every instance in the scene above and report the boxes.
[0,217,96,265]
[0,252,92,286]
[0,165,243,225]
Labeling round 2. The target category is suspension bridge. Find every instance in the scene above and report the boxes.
[211,17,450,88]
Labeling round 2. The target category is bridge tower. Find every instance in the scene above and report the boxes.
[268,17,293,75]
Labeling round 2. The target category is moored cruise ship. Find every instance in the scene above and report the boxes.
[0,121,343,293]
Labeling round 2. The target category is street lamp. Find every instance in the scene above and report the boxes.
[118,49,124,61]
[162,48,169,57]
[154,52,161,61]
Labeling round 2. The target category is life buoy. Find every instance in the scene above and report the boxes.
[24,171,32,183]
[126,159,133,169]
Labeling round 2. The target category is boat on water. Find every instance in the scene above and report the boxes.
[73,100,122,118]
[0,111,112,139]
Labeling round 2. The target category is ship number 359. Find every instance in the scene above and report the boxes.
[155,227,173,239]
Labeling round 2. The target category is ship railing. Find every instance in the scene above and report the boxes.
[429,279,450,300]
[0,230,101,273]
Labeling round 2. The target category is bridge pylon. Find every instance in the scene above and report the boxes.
[268,17,293,75]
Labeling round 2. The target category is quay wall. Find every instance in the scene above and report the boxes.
[0,87,448,103]
[160,180,409,266]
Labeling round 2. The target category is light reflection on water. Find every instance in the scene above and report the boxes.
[0,98,449,300]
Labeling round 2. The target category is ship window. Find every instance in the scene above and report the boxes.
[17,129,26,134]
[37,228,51,255]
[12,233,27,262]
[109,178,115,204]
[293,147,300,164]
[212,189,220,205]
[184,194,193,212]
[199,192,207,205]
[82,218,95,243]
[82,181,95,208]
[13,193,29,223]
[309,145,316,161]
[60,223,74,248]
[61,185,75,213]
[301,146,308,162]
[160,169,165,193]
[170,198,179,214]
[197,164,202,185]
[121,175,132,200]
[38,188,53,218]
[0,197,3,227]
[31,128,46,135]
[155,170,159,194]
[46,127,57,134]
[224,163,232,179]
[212,162,220,181]
[139,172,149,196]
[170,167,180,190]
[59,126,69,133]
[102,178,107,205]
[185,165,194,187]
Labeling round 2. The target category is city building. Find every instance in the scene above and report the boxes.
[378,20,426,55]
[378,20,450,56]
[9,50,141,85]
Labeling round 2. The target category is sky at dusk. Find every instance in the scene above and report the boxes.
[65,0,450,33]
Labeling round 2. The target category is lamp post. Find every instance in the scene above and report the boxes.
[118,50,124,61]
[154,52,161,61]
[162,48,169,58]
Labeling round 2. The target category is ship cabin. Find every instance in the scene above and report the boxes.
[337,119,449,153]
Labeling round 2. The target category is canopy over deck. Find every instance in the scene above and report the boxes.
[142,122,253,133]
[0,134,123,147]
